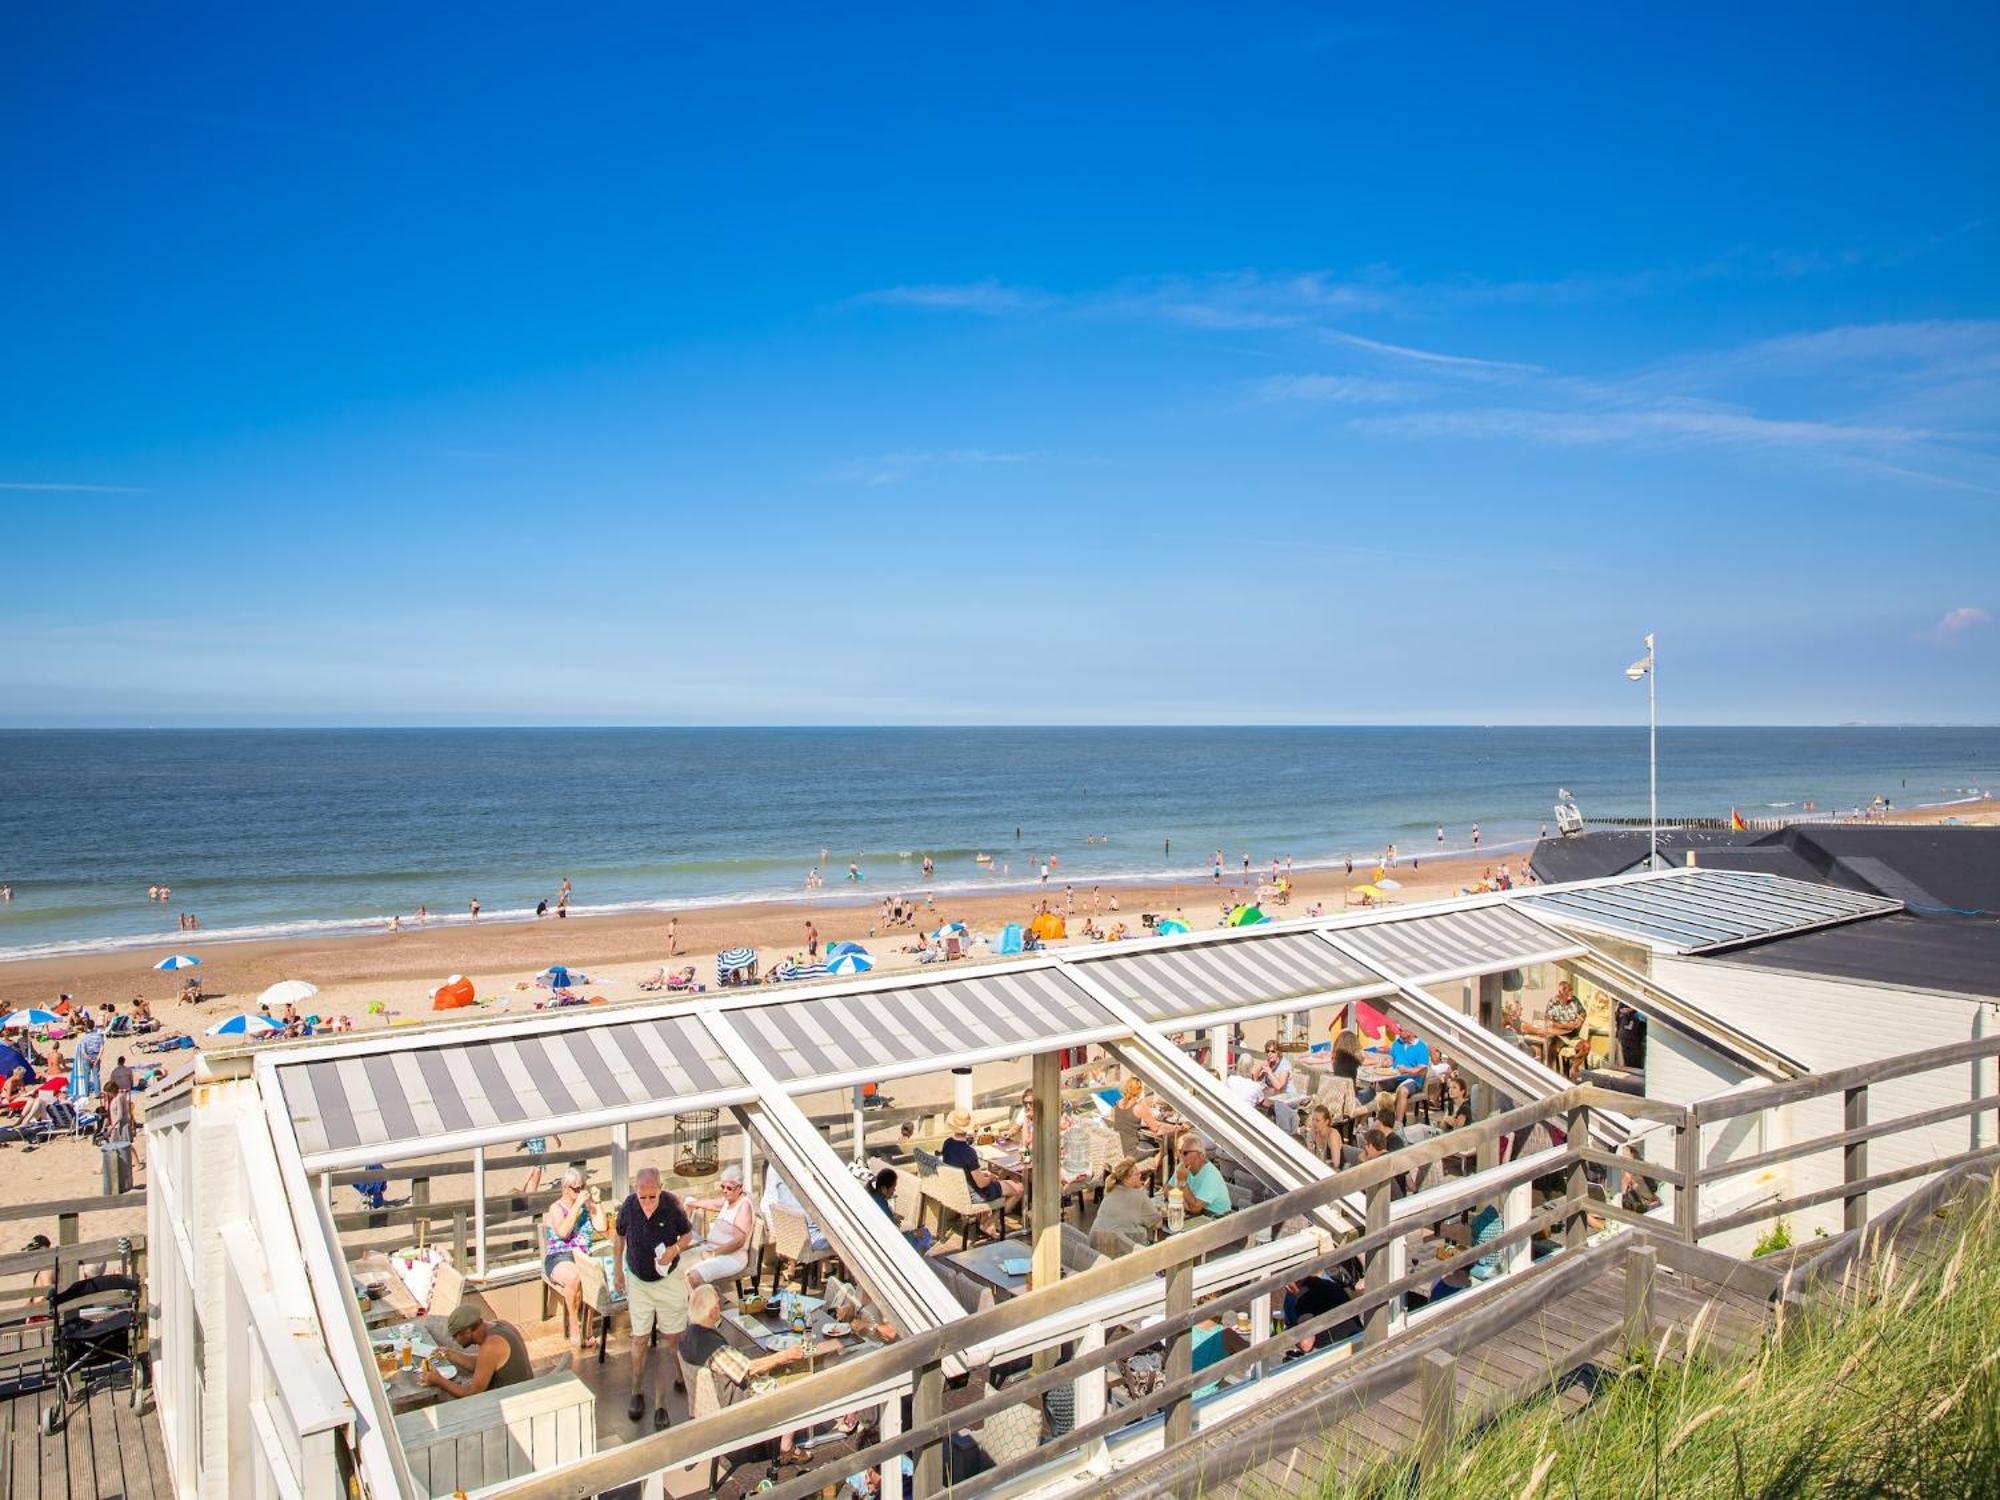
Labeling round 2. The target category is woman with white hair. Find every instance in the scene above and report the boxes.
[683,1164,756,1291]
[542,1165,605,1351]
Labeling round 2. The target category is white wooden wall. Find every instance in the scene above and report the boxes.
[395,1372,596,1496]
[1654,957,1999,1246]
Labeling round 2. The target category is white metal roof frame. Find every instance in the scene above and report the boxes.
[1519,867,1900,955]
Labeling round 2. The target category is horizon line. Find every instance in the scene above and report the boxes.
[2,722,1996,733]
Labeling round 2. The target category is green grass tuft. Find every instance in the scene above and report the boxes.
[1301,1178,2000,1500]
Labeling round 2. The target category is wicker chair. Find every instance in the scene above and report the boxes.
[765,1201,832,1294]
[913,1147,1003,1247]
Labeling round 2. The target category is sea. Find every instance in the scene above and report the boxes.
[0,727,1992,960]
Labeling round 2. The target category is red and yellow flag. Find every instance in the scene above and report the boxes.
[1730,807,1747,832]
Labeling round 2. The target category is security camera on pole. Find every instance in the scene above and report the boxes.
[1625,633,1657,868]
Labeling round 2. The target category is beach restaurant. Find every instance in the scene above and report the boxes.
[139,869,1988,1499]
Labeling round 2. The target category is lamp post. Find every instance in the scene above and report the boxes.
[1625,634,1657,867]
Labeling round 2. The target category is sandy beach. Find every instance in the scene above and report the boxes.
[3,799,1990,1233]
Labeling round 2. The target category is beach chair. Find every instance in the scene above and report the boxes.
[944,935,964,961]
[635,968,667,993]
[765,1201,830,1295]
[912,1147,1000,1247]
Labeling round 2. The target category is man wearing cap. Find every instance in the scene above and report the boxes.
[941,1110,1024,1222]
[612,1165,694,1428]
[421,1303,533,1398]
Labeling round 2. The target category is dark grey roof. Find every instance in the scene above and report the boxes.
[1530,824,2000,916]
[1715,912,2000,1000]
[1529,828,1759,886]
[1777,826,2000,914]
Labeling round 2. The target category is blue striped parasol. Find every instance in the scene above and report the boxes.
[153,954,202,970]
[1,1008,60,1031]
[826,952,873,976]
[205,1012,283,1038]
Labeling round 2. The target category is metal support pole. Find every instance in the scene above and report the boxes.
[851,1085,868,1165]
[1648,635,1658,870]
[1844,1085,1869,1233]
[611,1122,630,1204]
[951,1067,974,1115]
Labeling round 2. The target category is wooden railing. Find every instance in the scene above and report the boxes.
[479,1083,1619,1500]
[1678,1031,2000,1241]
[0,1190,148,1317]
[477,1031,2000,1500]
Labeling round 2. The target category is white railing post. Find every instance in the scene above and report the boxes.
[1074,1321,1111,1473]
[1499,1180,1532,1277]
[473,1144,488,1277]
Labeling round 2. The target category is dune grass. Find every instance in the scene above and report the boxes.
[1306,1177,2000,1500]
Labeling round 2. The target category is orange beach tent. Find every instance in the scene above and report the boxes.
[430,975,476,1010]
[1028,912,1066,941]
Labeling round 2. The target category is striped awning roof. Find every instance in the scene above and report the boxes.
[1075,931,1386,1025]
[277,1011,749,1162]
[1326,904,1583,984]
[723,966,1124,1087]
[1520,869,1899,954]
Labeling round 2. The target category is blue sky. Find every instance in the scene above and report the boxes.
[3,3,1996,726]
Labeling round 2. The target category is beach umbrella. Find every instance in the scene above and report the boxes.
[206,1012,283,1038]
[1155,918,1189,935]
[256,979,320,1009]
[542,964,577,988]
[1349,883,1390,902]
[0,1009,60,1031]
[930,921,969,940]
[717,947,756,974]
[826,941,868,958]
[153,954,202,971]
[827,951,874,976]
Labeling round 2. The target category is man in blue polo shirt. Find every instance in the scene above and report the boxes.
[1387,1026,1431,1128]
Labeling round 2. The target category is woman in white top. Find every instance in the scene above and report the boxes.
[683,1164,756,1290]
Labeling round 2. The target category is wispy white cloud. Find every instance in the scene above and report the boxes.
[826,448,1039,486]
[1350,406,1932,451]
[1318,329,1543,378]
[0,481,148,493]
[850,279,1050,315]
[1919,606,1994,645]
[1251,374,1424,404]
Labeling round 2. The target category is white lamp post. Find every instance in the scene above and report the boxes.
[1625,633,1657,867]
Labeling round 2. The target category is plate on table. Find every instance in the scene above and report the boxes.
[821,1320,852,1337]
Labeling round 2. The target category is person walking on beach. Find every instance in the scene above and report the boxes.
[559,877,572,907]
[1164,837,1170,858]
[1040,861,1050,883]
[1471,824,1481,848]
[470,897,481,921]
[417,904,429,925]
[667,917,680,955]
[1436,826,1444,845]
[805,921,819,959]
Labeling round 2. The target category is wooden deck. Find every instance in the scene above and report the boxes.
[1093,1242,1778,1500]
[0,1324,165,1500]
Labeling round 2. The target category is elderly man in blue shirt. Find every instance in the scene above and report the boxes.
[1386,1026,1432,1128]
